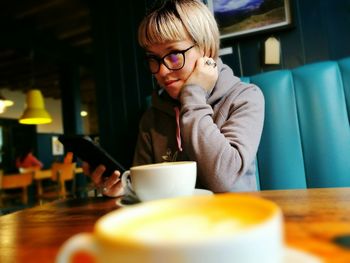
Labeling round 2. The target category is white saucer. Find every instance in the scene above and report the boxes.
[116,188,213,207]
[284,247,322,263]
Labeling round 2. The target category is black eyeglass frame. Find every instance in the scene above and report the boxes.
[146,45,196,74]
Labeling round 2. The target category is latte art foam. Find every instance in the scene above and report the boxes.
[122,215,245,242]
[96,195,278,246]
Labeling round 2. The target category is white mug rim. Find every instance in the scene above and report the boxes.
[130,161,196,171]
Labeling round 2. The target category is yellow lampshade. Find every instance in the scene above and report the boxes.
[19,89,52,125]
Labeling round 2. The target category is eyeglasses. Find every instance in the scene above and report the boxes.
[146,45,196,74]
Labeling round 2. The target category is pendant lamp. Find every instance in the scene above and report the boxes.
[19,89,52,124]
[0,92,14,114]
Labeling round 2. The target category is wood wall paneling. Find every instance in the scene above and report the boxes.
[90,0,152,167]
[59,63,84,135]
[298,0,330,63]
[219,0,350,77]
[324,1,350,60]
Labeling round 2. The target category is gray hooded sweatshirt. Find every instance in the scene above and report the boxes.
[133,58,264,193]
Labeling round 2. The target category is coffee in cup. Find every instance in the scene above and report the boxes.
[121,161,197,201]
[56,194,284,263]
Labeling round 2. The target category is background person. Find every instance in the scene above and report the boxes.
[16,146,43,170]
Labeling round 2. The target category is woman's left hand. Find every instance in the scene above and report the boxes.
[184,56,218,92]
[82,162,124,197]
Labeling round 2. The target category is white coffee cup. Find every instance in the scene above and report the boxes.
[56,194,284,263]
[121,161,197,201]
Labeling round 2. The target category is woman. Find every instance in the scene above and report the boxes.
[87,0,264,196]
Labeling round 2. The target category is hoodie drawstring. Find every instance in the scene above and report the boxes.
[174,106,183,152]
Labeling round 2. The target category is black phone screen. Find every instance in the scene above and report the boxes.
[58,135,126,177]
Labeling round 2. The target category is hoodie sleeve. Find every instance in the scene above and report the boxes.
[133,111,154,166]
[179,82,264,193]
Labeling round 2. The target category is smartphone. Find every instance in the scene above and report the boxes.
[58,135,126,177]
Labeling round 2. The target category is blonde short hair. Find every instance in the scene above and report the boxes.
[138,0,220,59]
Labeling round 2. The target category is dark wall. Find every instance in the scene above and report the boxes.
[220,0,350,76]
[90,0,350,169]
[0,118,37,173]
[36,133,64,169]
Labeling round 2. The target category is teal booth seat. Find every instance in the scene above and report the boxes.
[243,57,350,190]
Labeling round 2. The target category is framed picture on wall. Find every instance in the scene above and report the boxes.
[207,0,292,39]
[52,136,64,156]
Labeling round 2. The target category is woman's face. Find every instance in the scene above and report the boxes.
[145,40,202,99]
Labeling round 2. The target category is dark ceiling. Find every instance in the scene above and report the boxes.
[0,0,95,106]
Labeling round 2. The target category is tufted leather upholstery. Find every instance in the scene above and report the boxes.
[244,57,350,190]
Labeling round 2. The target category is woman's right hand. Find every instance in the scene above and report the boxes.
[82,162,124,197]
[184,56,218,92]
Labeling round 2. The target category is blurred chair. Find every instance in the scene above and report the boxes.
[63,152,74,164]
[39,162,77,203]
[19,166,50,199]
[0,171,33,206]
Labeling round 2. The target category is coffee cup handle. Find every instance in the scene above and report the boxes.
[121,170,138,199]
[56,233,98,263]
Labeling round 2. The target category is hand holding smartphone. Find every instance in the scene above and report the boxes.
[58,135,126,178]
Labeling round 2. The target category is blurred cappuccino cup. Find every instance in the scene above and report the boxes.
[56,194,284,263]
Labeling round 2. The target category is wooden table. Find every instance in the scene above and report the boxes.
[1,188,350,263]
[33,169,52,196]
